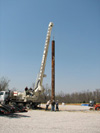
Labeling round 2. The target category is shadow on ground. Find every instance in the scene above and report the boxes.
[0,112,30,118]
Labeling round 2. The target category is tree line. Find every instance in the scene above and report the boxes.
[37,87,100,104]
[55,89,100,103]
[0,77,100,103]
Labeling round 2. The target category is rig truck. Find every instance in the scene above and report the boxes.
[0,22,53,109]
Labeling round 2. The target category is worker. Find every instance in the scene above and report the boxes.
[56,100,59,111]
[51,100,55,111]
[25,87,29,95]
[45,100,51,110]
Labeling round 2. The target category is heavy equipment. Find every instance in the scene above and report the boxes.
[0,22,53,108]
[95,104,100,110]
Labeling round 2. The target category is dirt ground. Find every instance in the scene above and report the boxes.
[0,104,100,133]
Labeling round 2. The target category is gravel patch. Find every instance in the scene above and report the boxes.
[0,105,100,133]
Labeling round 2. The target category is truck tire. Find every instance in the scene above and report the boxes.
[26,103,31,109]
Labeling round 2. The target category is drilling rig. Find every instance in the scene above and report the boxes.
[0,22,53,109]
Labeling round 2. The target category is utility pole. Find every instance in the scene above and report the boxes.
[51,40,55,101]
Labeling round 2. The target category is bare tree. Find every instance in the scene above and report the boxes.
[0,77,10,91]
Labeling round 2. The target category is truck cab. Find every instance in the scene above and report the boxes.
[0,91,9,104]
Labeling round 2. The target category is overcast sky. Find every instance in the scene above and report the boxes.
[0,0,100,93]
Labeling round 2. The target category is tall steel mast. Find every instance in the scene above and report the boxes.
[34,22,53,94]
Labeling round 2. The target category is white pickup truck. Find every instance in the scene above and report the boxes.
[0,91,9,104]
